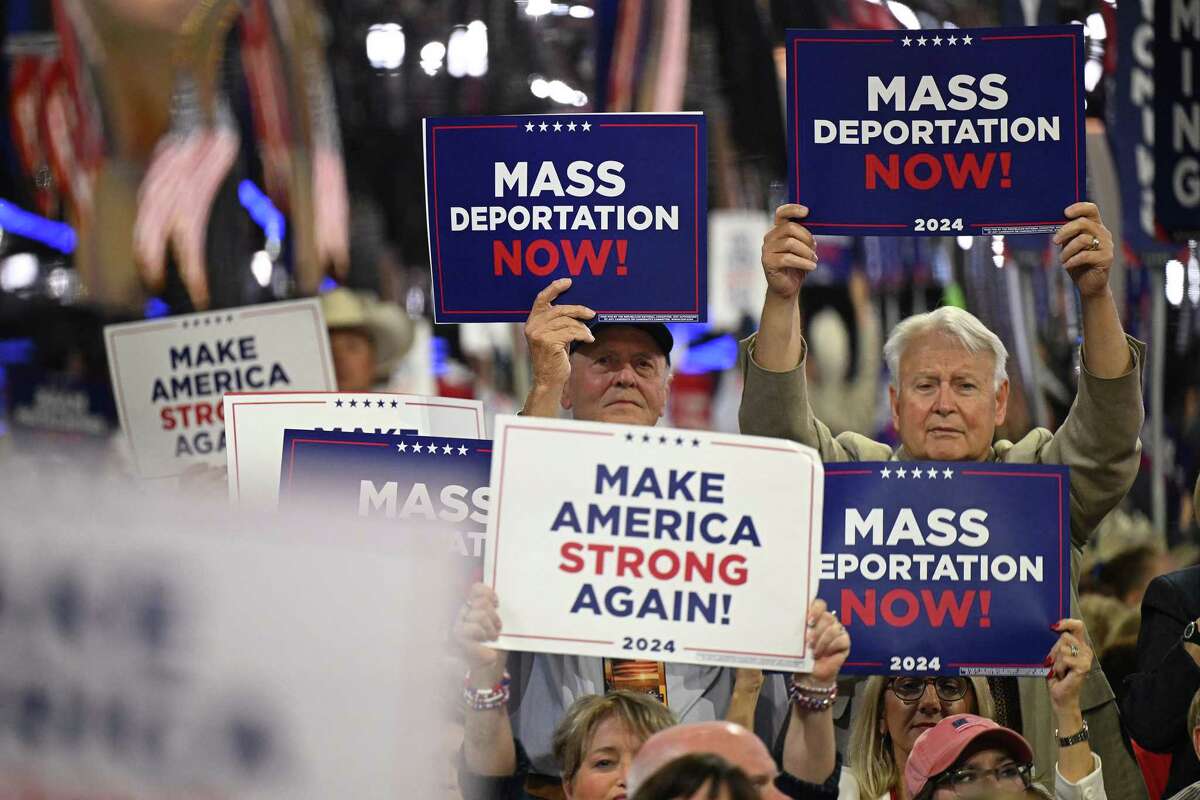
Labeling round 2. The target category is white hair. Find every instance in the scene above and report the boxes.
[883,306,1008,390]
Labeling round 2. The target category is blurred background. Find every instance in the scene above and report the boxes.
[0,0,1197,556]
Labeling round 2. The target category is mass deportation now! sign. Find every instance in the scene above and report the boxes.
[817,462,1071,676]
[787,25,1086,236]
[423,113,707,323]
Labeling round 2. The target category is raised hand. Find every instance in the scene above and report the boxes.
[1053,202,1114,299]
[523,278,596,397]
[454,582,508,677]
[761,204,818,301]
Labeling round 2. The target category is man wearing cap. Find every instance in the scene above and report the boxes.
[461,277,793,788]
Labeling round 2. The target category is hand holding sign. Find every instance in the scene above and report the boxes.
[1054,202,1114,299]
[523,278,596,415]
[803,598,851,687]
[456,582,509,679]
[1046,618,1092,715]
[761,204,818,301]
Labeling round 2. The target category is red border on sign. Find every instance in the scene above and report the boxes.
[429,121,703,318]
[791,32,1082,230]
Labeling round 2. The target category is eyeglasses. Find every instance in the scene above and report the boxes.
[887,677,969,704]
[933,762,1033,797]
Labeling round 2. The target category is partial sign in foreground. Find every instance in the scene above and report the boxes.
[484,415,823,671]
[818,462,1071,676]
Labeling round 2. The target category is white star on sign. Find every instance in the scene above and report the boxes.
[933,35,943,45]
[412,443,423,453]
[911,467,923,478]
[927,468,939,479]
[567,121,577,131]
[525,121,534,131]
[457,445,468,455]
[427,443,439,455]
[880,467,892,478]
[896,467,908,478]
[948,35,958,45]
[942,468,954,479]
[396,442,408,453]
[538,121,548,132]
[961,34,973,45]
[901,36,912,46]
[442,444,453,455]
[553,121,563,131]
[917,35,927,46]
[581,121,592,131]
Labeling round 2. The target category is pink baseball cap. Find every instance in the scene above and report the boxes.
[904,714,1034,799]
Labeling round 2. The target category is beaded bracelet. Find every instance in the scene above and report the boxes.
[463,671,512,711]
[788,680,838,712]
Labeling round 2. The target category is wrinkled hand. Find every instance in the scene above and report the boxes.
[1053,203,1114,299]
[796,598,850,687]
[1046,618,1092,714]
[762,204,818,301]
[454,583,508,675]
[523,278,596,393]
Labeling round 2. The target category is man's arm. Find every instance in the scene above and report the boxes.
[1121,575,1200,752]
[1036,203,1144,544]
[520,278,595,418]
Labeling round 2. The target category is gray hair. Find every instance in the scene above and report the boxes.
[883,306,1008,390]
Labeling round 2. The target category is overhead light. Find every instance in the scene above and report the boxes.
[568,5,594,18]
[421,40,446,75]
[1084,59,1103,92]
[990,235,1005,255]
[1167,259,1184,306]
[365,23,405,70]
[46,267,71,299]
[447,21,488,78]
[524,0,553,17]
[1189,249,1199,306]
[1085,12,1107,40]
[956,236,973,251]
[886,1,920,30]
[251,250,273,288]
[530,76,550,98]
[0,252,37,292]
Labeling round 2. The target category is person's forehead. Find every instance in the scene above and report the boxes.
[587,715,639,748]
[900,332,993,371]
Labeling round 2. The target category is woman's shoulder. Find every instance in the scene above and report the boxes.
[836,770,889,800]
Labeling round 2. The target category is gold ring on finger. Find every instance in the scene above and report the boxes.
[1070,644,1079,657]
[1087,236,1101,251]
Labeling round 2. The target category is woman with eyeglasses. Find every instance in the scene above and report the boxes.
[844,619,1102,800]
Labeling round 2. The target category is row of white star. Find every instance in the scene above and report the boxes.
[524,120,592,132]
[881,466,954,479]
[902,34,973,46]
[396,442,471,455]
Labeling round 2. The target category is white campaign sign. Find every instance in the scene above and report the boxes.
[485,415,824,671]
[708,210,771,329]
[224,391,486,509]
[104,299,336,479]
[0,482,451,799]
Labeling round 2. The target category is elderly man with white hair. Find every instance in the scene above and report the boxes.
[739,203,1148,799]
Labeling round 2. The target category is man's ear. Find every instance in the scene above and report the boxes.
[560,381,574,412]
[888,384,900,432]
[659,371,671,419]
[994,378,1010,427]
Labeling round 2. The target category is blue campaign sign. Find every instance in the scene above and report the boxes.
[786,25,1086,237]
[423,113,707,323]
[817,462,1071,676]
[1155,2,1200,239]
[278,428,492,584]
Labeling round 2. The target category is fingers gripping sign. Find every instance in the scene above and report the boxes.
[762,204,819,301]
[1045,618,1092,712]
[455,582,508,675]
[1053,202,1114,299]
[522,278,596,416]
[801,598,850,688]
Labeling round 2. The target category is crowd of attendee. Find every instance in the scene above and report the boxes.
[433,203,1200,800]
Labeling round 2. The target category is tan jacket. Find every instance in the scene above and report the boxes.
[738,333,1149,799]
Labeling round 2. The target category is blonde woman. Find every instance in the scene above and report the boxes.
[840,676,995,799]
